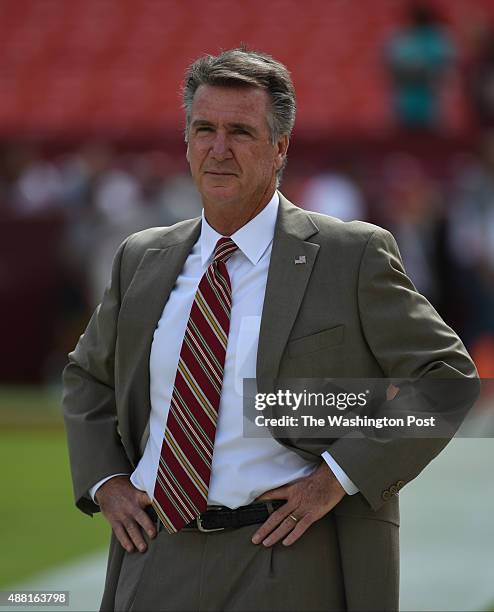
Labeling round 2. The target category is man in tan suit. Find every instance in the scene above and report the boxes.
[63,48,478,611]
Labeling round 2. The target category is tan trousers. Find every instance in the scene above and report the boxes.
[114,512,346,611]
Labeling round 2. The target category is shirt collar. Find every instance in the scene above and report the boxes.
[200,191,279,266]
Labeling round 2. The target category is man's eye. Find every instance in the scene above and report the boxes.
[197,126,213,133]
[234,129,249,135]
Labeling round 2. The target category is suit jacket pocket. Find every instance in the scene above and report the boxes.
[288,325,345,359]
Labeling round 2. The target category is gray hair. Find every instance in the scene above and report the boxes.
[182,48,296,146]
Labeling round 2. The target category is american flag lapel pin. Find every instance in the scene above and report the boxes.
[294,255,306,265]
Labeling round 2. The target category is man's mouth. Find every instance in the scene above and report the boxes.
[204,171,236,176]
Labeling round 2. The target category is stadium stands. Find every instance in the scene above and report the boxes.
[1,0,494,137]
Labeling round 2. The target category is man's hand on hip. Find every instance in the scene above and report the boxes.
[95,476,157,553]
[251,462,346,547]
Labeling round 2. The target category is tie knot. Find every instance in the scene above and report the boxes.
[213,237,238,264]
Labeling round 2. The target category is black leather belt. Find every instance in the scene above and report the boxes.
[147,500,285,533]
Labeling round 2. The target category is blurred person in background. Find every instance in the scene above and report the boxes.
[464,21,494,128]
[301,160,367,222]
[377,153,442,303]
[89,153,202,305]
[447,132,494,375]
[385,2,456,131]
[10,144,64,216]
[84,149,152,306]
[62,48,477,612]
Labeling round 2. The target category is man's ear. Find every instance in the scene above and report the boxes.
[275,135,290,171]
[186,143,190,163]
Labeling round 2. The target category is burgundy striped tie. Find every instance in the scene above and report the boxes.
[152,237,238,533]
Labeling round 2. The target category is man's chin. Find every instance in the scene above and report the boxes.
[201,185,239,204]
[203,175,237,187]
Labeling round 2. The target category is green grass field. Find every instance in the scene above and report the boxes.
[0,387,110,587]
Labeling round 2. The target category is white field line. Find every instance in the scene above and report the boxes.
[0,550,107,612]
[400,438,494,611]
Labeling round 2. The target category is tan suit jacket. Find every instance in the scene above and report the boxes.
[63,193,478,611]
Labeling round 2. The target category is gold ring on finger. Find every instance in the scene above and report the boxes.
[289,514,298,523]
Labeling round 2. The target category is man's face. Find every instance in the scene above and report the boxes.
[186,85,288,215]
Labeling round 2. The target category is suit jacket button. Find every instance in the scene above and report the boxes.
[397,480,405,489]
[390,485,398,495]
[382,490,391,501]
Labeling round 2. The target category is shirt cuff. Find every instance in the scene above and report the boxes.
[321,451,359,495]
[89,473,130,504]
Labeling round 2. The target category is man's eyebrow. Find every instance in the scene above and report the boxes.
[191,119,214,128]
[229,122,258,133]
[190,119,258,133]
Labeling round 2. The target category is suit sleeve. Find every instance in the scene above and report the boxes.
[328,227,479,511]
[62,237,134,515]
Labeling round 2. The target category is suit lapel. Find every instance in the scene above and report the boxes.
[117,220,201,464]
[257,195,319,392]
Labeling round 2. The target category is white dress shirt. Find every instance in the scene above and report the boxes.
[90,192,357,504]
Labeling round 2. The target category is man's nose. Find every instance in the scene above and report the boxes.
[210,133,232,160]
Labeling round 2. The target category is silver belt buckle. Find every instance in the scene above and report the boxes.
[196,514,225,533]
